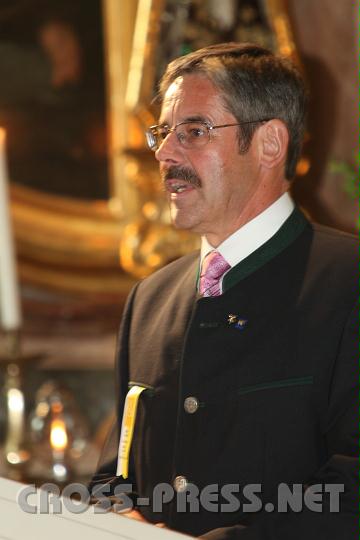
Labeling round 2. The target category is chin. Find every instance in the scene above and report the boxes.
[172,219,195,231]
[171,213,199,231]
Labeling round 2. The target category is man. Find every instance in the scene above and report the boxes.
[90,43,357,539]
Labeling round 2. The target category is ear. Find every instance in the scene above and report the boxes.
[258,119,289,170]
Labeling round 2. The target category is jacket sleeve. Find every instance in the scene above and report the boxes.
[88,283,140,506]
[200,301,358,540]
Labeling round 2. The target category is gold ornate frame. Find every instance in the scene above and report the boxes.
[11,0,298,294]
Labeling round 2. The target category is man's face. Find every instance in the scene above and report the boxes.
[155,74,262,246]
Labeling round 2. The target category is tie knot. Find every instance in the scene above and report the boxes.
[202,251,230,279]
[199,251,231,297]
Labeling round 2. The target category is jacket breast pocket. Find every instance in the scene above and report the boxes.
[234,375,314,397]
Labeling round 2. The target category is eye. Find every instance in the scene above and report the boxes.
[158,126,169,140]
[186,123,207,139]
[176,130,187,143]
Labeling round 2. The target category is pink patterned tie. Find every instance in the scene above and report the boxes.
[199,251,231,297]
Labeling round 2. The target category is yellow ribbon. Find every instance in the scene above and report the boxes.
[116,385,146,479]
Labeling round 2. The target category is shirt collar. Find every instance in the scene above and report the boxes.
[200,192,295,267]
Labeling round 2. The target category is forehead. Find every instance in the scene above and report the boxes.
[160,74,229,122]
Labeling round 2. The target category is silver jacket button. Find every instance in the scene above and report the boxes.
[184,396,199,414]
[173,475,188,492]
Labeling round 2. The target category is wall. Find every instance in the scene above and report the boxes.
[289,0,358,231]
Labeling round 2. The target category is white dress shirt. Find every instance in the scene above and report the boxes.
[200,192,295,293]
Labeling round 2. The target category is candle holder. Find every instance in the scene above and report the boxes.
[0,329,43,480]
[26,380,90,486]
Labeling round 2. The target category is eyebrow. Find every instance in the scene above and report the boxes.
[158,115,208,126]
[182,115,208,123]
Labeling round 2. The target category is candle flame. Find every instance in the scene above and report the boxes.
[50,419,68,451]
[0,127,5,144]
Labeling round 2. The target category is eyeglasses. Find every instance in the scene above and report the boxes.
[145,119,271,152]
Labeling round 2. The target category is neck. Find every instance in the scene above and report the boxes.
[205,180,289,247]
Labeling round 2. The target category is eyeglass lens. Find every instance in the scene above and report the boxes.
[146,122,210,151]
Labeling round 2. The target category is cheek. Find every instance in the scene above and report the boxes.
[203,153,226,183]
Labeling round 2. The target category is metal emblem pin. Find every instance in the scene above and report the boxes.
[235,319,248,330]
[227,314,248,330]
[228,314,238,324]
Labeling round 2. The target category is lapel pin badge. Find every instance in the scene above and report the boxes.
[227,314,248,331]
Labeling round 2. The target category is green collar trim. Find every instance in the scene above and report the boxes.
[222,207,309,292]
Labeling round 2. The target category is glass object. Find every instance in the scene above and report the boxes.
[26,381,90,484]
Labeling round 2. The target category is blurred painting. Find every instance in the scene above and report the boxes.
[0,0,108,200]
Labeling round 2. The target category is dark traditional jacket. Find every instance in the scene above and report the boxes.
[90,209,358,539]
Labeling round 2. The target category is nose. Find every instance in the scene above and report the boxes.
[155,130,182,164]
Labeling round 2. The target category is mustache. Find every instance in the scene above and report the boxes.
[162,166,202,188]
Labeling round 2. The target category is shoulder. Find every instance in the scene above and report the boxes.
[311,221,357,247]
[304,222,358,302]
[142,250,199,286]
[310,223,357,267]
[130,250,199,301]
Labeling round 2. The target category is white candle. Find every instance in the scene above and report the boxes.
[0,128,22,330]
[5,387,25,459]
